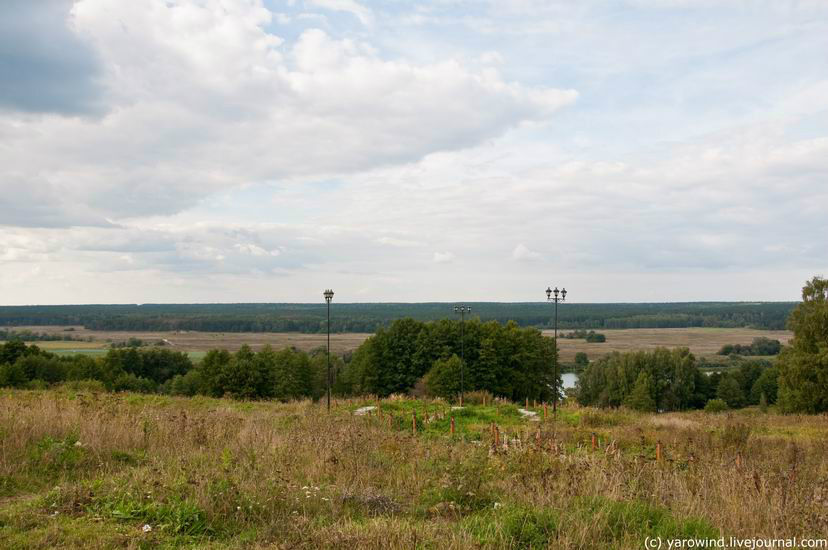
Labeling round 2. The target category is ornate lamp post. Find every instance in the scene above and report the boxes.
[454,304,471,406]
[545,286,566,416]
[323,289,334,412]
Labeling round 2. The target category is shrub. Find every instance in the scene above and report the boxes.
[60,379,107,393]
[704,399,728,413]
[462,389,494,405]
[721,422,752,448]
[0,362,28,388]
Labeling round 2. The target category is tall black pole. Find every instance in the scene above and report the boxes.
[460,308,465,407]
[326,298,331,413]
[553,297,558,416]
[454,304,470,406]
[546,286,566,420]
[324,289,334,412]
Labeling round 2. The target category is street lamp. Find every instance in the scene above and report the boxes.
[454,304,471,407]
[323,289,334,412]
[545,286,567,417]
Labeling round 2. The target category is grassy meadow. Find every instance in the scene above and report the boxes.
[3,326,793,363]
[1,389,826,549]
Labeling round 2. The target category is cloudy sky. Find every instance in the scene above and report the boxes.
[1,0,826,305]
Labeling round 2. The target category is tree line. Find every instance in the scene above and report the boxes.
[0,318,559,403]
[718,337,782,357]
[0,301,796,333]
[577,277,828,414]
[335,318,561,402]
[575,348,778,412]
[1,277,824,414]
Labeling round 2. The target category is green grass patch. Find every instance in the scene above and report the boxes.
[570,496,718,543]
[462,505,559,549]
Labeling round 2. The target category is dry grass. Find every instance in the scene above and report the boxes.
[7,326,371,355]
[1,390,826,549]
[7,326,793,363]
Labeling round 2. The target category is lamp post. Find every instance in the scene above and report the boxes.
[545,286,566,417]
[454,304,471,407]
[323,289,334,412]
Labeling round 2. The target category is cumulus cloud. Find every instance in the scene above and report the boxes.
[512,244,542,262]
[0,0,103,115]
[0,0,576,228]
[0,0,826,304]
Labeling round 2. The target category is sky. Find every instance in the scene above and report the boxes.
[1,0,827,305]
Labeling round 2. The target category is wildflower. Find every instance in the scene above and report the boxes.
[142,524,152,533]
[74,441,83,447]
[493,502,502,509]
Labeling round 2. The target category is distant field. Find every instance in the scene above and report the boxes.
[4,326,372,356]
[5,326,792,363]
[545,327,792,362]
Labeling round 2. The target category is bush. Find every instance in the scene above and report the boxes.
[60,379,107,393]
[424,355,463,399]
[112,373,156,393]
[704,399,728,413]
[0,362,28,388]
[166,369,204,396]
[586,332,606,343]
[462,389,494,405]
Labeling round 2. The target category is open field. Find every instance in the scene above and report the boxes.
[0,389,826,549]
[2,326,373,356]
[4,326,793,364]
[548,327,793,363]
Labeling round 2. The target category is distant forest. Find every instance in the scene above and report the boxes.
[0,302,796,333]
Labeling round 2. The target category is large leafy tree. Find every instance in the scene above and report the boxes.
[777,277,828,413]
[341,318,559,400]
[624,371,656,412]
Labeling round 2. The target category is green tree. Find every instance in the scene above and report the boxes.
[716,375,744,409]
[574,352,589,368]
[200,349,231,397]
[424,355,463,399]
[624,371,656,412]
[777,277,828,413]
[750,366,778,405]
[0,362,28,387]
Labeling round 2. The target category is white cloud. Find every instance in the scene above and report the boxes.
[0,0,826,303]
[433,251,455,263]
[377,237,425,248]
[0,0,575,229]
[307,0,374,26]
[512,244,542,262]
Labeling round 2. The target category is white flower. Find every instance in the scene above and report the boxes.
[142,524,152,533]
[493,502,502,509]
[74,441,83,447]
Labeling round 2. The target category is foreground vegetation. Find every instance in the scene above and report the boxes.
[1,389,826,549]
